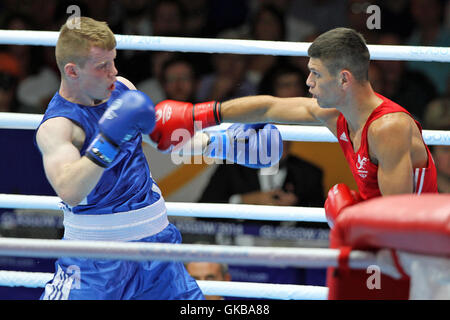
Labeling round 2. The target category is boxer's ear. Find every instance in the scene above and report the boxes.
[64,63,79,79]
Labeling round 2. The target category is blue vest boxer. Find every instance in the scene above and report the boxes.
[37,80,204,300]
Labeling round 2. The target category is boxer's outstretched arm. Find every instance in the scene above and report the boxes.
[148,95,339,152]
[220,95,339,128]
[36,117,104,206]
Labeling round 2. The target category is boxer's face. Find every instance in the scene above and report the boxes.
[163,62,195,101]
[78,47,118,103]
[306,58,344,108]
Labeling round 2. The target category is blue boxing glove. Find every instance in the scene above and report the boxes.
[86,90,155,167]
[204,123,283,168]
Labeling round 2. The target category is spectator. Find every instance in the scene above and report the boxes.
[160,55,199,102]
[375,33,437,122]
[258,61,309,99]
[0,53,20,112]
[137,51,176,104]
[116,0,152,35]
[347,0,380,44]
[245,5,286,87]
[196,29,256,102]
[28,0,58,31]
[179,0,211,37]
[372,0,415,40]
[185,261,231,300]
[16,45,60,114]
[248,0,317,42]
[286,0,348,34]
[150,0,186,37]
[0,12,35,80]
[16,67,59,114]
[423,90,450,194]
[207,0,249,36]
[287,32,321,84]
[114,0,153,83]
[430,139,450,194]
[368,61,385,94]
[446,0,450,30]
[198,138,324,208]
[407,0,450,94]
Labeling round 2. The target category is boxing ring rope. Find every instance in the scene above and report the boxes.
[0,238,375,270]
[0,270,328,300]
[0,30,449,62]
[1,112,449,145]
[0,237,376,299]
[0,193,327,222]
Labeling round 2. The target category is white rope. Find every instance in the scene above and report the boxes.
[0,112,449,145]
[168,201,326,222]
[199,280,328,300]
[0,237,376,269]
[0,193,327,223]
[0,30,448,62]
[0,270,52,288]
[0,270,328,300]
[0,112,42,130]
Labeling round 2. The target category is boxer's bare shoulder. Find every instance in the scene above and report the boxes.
[116,76,136,90]
[368,112,428,168]
[37,117,85,152]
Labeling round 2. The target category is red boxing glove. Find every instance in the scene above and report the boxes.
[149,100,221,152]
[324,183,362,228]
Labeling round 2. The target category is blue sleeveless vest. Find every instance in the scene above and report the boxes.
[38,80,161,215]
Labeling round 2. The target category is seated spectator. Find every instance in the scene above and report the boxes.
[368,61,385,94]
[185,261,231,300]
[0,52,21,112]
[407,0,450,94]
[179,0,211,37]
[198,140,324,209]
[196,51,256,101]
[258,61,309,100]
[375,33,437,122]
[286,0,348,35]
[245,4,286,87]
[430,137,450,194]
[423,92,450,193]
[247,0,317,42]
[160,55,199,102]
[137,51,175,104]
[16,67,59,114]
[150,0,186,37]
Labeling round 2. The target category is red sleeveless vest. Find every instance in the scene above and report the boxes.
[336,93,438,200]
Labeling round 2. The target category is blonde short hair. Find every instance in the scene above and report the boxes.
[55,16,116,75]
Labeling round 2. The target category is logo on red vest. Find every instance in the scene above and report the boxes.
[339,132,349,142]
[356,154,369,178]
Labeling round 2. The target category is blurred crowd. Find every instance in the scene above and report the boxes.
[0,0,448,193]
[0,0,448,127]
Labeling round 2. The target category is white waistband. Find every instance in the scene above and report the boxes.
[62,196,169,241]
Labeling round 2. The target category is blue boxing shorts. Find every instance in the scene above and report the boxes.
[40,224,204,300]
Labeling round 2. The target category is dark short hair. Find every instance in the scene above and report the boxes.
[250,4,286,41]
[161,55,196,82]
[258,61,307,95]
[308,28,370,82]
